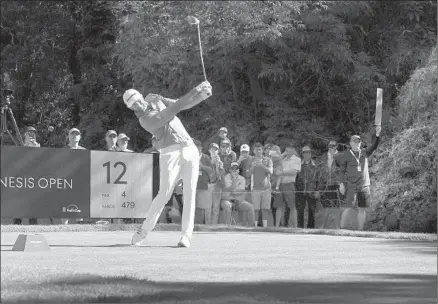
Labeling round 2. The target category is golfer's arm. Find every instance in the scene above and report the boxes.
[159,96,178,107]
[139,91,199,130]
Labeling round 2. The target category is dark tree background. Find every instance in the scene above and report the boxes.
[1,1,436,232]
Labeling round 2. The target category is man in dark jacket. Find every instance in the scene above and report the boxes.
[337,126,381,230]
[318,140,342,208]
[296,146,319,228]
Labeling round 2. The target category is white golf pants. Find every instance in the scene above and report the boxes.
[140,144,200,238]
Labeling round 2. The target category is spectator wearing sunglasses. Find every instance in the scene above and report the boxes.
[105,130,118,151]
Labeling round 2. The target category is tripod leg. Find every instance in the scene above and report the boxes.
[0,109,6,146]
[7,108,24,146]
[5,129,19,146]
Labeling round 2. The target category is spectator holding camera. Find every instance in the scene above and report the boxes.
[209,143,226,224]
[221,162,255,226]
[218,138,237,173]
[238,144,253,189]
[249,142,273,227]
[23,126,41,147]
[212,127,229,147]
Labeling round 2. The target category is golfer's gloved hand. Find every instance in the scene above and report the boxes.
[194,81,212,98]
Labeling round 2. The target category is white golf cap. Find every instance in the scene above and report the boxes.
[117,133,130,141]
[123,89,141,108]
[69,128,81,135]
[240,144,250,152]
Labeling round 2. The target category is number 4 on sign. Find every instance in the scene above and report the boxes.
[122,191,126,197]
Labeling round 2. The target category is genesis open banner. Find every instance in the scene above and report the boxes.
[0,146,159,218]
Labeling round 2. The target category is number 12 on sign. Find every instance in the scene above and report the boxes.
[102,161,127,184]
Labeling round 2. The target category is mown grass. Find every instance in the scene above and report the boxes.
[1,223,436,241]
[2,231,436,304]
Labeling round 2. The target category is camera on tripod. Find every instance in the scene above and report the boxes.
[1,72,24,146]
[3,90,14,104]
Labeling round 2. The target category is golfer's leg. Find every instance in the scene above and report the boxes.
[140,150,181,233]
[221,200,232,225]
[180,145,200,238]
[340,185,356,229]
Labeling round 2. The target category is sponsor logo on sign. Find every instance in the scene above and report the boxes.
[62,204,81,213]
[102,204,115,209]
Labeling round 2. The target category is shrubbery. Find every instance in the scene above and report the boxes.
[367,46,437,233]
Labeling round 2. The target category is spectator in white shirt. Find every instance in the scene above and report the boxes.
[275,144,301,228]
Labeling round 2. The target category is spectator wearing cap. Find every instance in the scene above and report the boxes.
[63,127,85,224]
[337,126,381,230]
[274,144,301,228]
[194,140,214,224]
[295,146,319,228]
[20,126,41,225]
[221,162,255,226]
[212,127,229,147]
[208,142,226,224]
[116,133,134,152]
[238,144,253,189]
[317,140,342,210]
[66,128,86,150]
[219,138,237,173]
[266,144,283,226]
[237,144,251,164]
[23,126,40,147]
[105,130,118,151]
[248,142,274,227]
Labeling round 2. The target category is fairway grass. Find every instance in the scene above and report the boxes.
[1,223,436,241]
[1,231,436,304]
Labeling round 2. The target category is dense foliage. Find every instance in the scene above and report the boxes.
[1,1,436,231]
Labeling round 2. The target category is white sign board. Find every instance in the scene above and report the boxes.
[89,151,153,218]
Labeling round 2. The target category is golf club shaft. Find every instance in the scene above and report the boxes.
[196,24,207,81]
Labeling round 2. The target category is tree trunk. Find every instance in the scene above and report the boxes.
[229,70,239,104]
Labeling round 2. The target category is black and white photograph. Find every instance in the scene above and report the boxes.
[1,1,437,303]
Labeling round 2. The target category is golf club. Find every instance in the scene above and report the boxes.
[187,16,207,81]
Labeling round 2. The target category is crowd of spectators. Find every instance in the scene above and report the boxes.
[8,125,345,228]
[163,126,345,228]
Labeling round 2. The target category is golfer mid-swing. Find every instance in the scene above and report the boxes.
[123,81,212,247]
